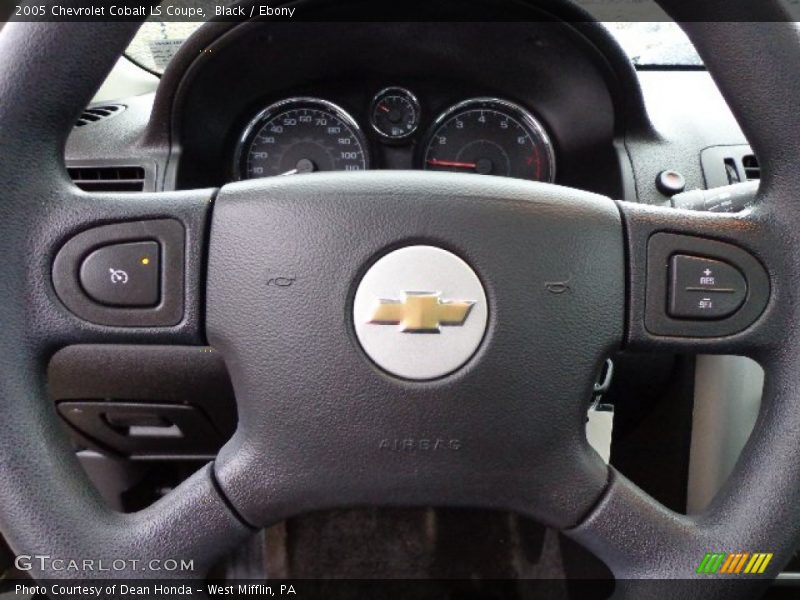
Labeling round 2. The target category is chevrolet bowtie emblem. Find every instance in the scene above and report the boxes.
[368,292,476,334]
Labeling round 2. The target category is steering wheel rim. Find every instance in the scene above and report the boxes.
[0,2,798,595]
[569,8,800,590]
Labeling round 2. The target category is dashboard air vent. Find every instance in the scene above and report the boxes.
[67,166,146,192]
[701,145,758,189]
[742,155,761,180]
[75,104,124,127]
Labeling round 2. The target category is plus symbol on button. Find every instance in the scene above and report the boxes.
[703,269,712,276]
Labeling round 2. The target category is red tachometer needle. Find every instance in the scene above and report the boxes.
[427,158,477,169]
[378,104,391,113]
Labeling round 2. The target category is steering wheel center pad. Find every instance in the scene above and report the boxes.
[208,171,624,527]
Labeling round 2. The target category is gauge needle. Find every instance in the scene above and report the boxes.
[377,104,391,113]
[426,158,478,169]
[279,158,316,176]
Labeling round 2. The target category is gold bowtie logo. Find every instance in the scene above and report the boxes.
[368,292,476,334]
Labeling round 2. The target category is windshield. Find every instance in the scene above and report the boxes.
[126,20,702,75]
[603,23,702,67]
[123,1,710,72]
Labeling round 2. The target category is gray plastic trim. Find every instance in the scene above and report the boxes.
[686,355,763,514]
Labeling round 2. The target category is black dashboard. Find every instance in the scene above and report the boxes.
[169,21,624,197]
[63,9,752,208]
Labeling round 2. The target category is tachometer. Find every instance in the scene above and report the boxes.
[235,98,369,180]
[422,98,555,182]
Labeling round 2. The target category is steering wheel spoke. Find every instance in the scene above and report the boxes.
[618,200,780,358]
[9,462,251,580]
[569,397,800,588]
[567,196,800,588]
[2,363,248,580]
[567,470,776,597]
[0,183,250,577]
[39,187,215,347]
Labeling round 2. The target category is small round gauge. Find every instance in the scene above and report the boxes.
[369,87,420,142]
[235,97,369,180]
[422,98,555,182]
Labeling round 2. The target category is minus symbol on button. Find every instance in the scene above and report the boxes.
[684,287,736,293]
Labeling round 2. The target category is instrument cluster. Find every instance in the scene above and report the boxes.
[234,88,556,183]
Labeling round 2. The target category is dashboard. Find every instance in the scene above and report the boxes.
[64,13,750,209]
[164,21,624,198]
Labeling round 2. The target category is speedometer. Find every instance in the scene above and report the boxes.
[235,98,369,180]
[422,98,555,182]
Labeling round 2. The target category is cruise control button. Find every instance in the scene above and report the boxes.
[79,241,160,307]
[669,254,747,319]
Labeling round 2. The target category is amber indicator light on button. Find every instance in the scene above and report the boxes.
[79,240,161,308]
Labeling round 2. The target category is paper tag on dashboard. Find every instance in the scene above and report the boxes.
[149,39,185,71]
[587,404,614,464]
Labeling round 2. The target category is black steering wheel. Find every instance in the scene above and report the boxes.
[0,2,799,597]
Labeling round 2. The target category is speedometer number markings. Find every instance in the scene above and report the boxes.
[236,98,369,180]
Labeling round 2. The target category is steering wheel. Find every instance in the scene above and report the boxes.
[1,1,798,597]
